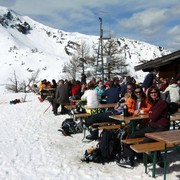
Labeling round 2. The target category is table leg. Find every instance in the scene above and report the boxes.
[173,121,175,130]
[131,121,136,133]
[143,153,148,174]
[164,144,167,180]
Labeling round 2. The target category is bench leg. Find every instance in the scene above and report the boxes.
[152,151,157,178]
[143,152,157,178]
[173,121,175,130]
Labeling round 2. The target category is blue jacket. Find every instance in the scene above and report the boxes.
[142,72,155,89]
[102,87,120,103]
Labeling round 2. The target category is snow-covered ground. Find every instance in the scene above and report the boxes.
[0,92,179,180]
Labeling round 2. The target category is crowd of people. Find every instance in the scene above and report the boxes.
[36,70,179,114]
[35,70,179,168]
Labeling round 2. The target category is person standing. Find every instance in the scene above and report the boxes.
[81,73,87,84]
[142,68,159,93]
[52,79,70,115]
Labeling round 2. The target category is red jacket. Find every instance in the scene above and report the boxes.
[71,84,81,96]
[149,99,169,128]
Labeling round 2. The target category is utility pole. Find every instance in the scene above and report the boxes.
[96,17,110,83]
[96,17,104,82]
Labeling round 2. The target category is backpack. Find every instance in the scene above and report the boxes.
[81,147,103,163]
[99,128,128,163]
[58,118,83,136]
[82,128,126,164]
[167,102,179,115]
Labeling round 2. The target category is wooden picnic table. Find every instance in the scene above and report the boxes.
[70,99,82,103]
[145,130,180,180]
[84,103,116,110]
[109,114,149,133]
[42,88,56,97]
[43,87,56,91]
[84,103,117,114]
[145,129,180,146]
[109,114,149,122]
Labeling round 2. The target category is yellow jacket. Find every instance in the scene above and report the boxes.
[39,81,46,93]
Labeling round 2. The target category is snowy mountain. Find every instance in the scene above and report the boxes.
[0,6,171,88]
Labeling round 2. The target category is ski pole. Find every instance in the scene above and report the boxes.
[43,104,52,114]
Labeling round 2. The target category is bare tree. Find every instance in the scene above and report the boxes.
[62,41,96,79]
[76,41,90,74]
[6,69,40,93]
[6,70,19,92]
[62,56,79,80]
[103,39,128,79]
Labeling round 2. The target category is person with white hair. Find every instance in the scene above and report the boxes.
[162,77,180,103]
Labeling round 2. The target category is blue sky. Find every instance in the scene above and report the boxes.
[1,0,180,51]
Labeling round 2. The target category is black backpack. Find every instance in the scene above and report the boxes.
[98,129,126,163]
[82,129,124,164]
[58,118,83,136]
[167,102,179,115]
[81,148,103,163]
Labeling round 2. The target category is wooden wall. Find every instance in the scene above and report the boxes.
[159,62,180,79]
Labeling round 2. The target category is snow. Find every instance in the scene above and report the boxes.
[0,91,179,180]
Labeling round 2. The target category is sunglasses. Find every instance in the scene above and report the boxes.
[150,91,157,94]
[135,91,142,94]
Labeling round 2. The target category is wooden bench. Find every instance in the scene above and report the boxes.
[130,142,173,178]
[170,114,180,130]
[92,121,121,128]
[90,121,122,130]
[98,124,121,130]
[42,89,55,96]
[64,105,77,117]
[122,137,145,144]
[64,105,76,109]
[74,113,91,120]
[42,93,51,96]
[130,142,173,153]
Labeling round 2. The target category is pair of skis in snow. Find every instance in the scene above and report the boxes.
[0,94,28,105]
[22,94,27,102]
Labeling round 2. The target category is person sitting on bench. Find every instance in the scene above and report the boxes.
[85,85,151,141]
[117,85,170,168]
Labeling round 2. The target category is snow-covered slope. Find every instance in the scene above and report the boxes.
[0,6,171,86]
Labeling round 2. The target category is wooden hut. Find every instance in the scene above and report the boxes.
[134,50,180,79]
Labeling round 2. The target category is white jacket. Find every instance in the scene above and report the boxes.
[163,83,180,103]
[81,89,99,107]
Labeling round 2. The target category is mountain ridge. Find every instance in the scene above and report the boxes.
[0,6,171,87]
